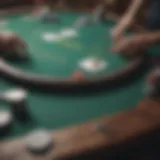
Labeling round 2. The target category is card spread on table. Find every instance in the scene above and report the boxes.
[60,28,78,38]
[79,57,107,72]
[43,29,77,42]
[42,32,62,42]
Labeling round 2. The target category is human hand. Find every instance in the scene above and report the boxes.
[110,34,149,55]
[112,17,132,40]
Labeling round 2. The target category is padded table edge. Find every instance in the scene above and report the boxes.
[0,99,160,160]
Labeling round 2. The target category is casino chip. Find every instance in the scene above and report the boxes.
[4,88,29,122]
[0,110,12,136]
[25,129,53,154]
[4,88,27,103]
[79,57,107,72]
[72,70,85,81]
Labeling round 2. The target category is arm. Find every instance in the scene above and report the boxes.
[118,0,145,31]
[140,32,160,45]
[110,31,160,54]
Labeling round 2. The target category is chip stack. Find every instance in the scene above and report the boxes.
[4,88,29,122]
[0,110,12,136]
[25,129,53,155]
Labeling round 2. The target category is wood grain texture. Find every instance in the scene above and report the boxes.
[0,99,160,160]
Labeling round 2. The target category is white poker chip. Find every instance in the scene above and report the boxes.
[0,110,12,128]
[79,57,107,72]
[4,88,27,102]
[60,28,77,37]
[25,129,53,154]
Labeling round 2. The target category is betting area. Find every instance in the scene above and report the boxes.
[0,10,128,79]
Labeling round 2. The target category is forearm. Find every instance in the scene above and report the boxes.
[143,32,160,45]
[119,0,144,28]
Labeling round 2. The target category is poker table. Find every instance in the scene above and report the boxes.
[0,7,160,160]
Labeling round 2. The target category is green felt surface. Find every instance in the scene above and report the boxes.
[0,11,150,140]
[1,12,128,77]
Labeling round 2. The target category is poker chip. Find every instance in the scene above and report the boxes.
[4,88,27,103]
[79,57,107,72]
[72,70,85,81]
[4,88,29,122]
[25,129,53,154]
[0,110,12,135]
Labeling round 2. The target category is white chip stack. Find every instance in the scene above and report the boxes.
[25,129,53,154]
[0,110,12,135]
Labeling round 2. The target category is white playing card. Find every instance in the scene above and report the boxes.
[42,32,61,42]
[79,57,107,72]
[60,28,77,38]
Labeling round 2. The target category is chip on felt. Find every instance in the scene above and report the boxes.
[25,129,53,154]
[72,70,85,81]
[0,110,12,128]
[79,57,107,72]
[4,88,27,102]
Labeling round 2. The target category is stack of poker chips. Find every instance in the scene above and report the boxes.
[0,88,54,155]
[0,88,29,136]
[25,129,53,155]
[0,110,12,136]
[4,88,29,122]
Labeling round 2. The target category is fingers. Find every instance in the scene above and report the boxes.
[110,39,126,53]
[111,29,123,43]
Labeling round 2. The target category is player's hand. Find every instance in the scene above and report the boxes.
[110,35,148,55]
[111,16,133,42]
[111,25,124,42]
